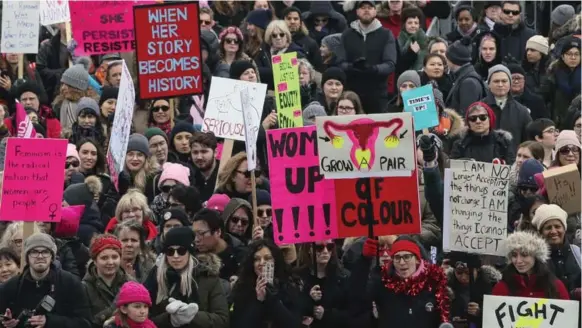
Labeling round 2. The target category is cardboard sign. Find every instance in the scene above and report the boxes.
[334,174,421,238]
[0,138,67,222]
[272,52,302,128]
[203,77,267,142]
[134,2,203,99]
[40,0,70,26]
[1,0,40,54]
[69,0,151,56]
[483,295,579,328]
[443,160,510,256]
[241,89,260,171]
[316,113,415,179]
[267,126,338,245]
[106,60,135,189]
[543,164,581,215]
[402,84,439,131]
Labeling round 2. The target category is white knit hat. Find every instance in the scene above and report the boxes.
[532,204,568,231]
[505,231,550,264]
[526,35,549,55]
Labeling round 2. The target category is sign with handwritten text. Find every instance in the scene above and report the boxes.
[40,0,70,26]
[1,0,40,54]
[0,138,67,222]
[543,164,581,215]
[483,295,579,328]
[241,90,260,171]
[443,160,510,256]
[402,84,439,131]
[272,52,302,128]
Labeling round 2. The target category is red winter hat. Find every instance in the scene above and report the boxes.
[389,239,421,260]
[116,281,152,307]
[466,101,496,130]
[90,235,122,260]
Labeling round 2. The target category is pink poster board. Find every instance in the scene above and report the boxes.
[54,205,85,238]
[266,126,337,245]
[0,138,67,222]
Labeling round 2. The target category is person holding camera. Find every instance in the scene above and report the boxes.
[0,233,92,328]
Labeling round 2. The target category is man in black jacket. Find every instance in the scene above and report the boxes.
[283,7,324,73]
[493,1,535,62]
[507,63,549,120]
[36,24,69,103]
[336,0,396,114]
[0,233,91,328]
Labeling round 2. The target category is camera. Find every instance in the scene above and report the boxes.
[17,295,55,327]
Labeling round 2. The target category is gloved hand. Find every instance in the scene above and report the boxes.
[418,134,437,163]
[166,298,199,327]
[165,298,187,314]
[362,238,378,258]
[67,39,78,62]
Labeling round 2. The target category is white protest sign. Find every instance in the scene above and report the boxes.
[443,160,510,256]
[39,0,70,26]
[241,89,260,171]
[106,60,135,189]
[1,0,40,54]
[202,77,267,142]
[483,295,579,328]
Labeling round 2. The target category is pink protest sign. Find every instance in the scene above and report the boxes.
[0,138,67,222]
[15,103,36,138]
[266,126,337,245]
[215,142,223,160]
[54,205,85,238]
[69,0,154,56]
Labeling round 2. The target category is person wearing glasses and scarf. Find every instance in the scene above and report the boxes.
[144,227,229,328]
[221,198,261,246]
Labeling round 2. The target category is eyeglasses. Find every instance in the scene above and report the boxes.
[338,106,355,113]
[511,76,524,82]
[559,146,580,155]
[272,32,285,39]
[468,114,488,122]
[542,128,558,134]
[564,51,581,58]
[237,170,259,179]
[161,184,175,193]
[314,243,335,252]
[224,38,240,45]
[65,161,80,169]
[258,208,272,217]
[201,20,211,25]
[502,9,520,16]
[29,249,51,258]
[393,253,415,263]
[231,216,249,226]
[152,105,170,112]
[165,246,188,257]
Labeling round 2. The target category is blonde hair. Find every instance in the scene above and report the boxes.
[215,152,247,192]
[124,156,160,192]
[155,255,198,304]
[297,58,315,84]
[114,189,153,221]
[264,20,292,45]
[0,221,41,251]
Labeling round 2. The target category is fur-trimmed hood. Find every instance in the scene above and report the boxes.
[84,175,103,199]
[552,13,581,42]
[443,108,465,137]
[505,231,550,264]
[194,253,221,277]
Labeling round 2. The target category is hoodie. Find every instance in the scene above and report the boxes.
[221,198,253,243]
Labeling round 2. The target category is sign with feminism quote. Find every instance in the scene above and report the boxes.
[134,2,203,99]
[40,0,70,26]
[443,160,510,256]
[1,0,40,53]
[483,295,579,328]
[272,52,302,128]
[0,138,67,222]
[267,126,337,245]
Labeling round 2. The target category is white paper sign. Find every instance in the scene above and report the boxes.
[40,0,71,26]
[443,160,510,256]
[106,60,135,189]
[1,0,40,54]
[483,295,579,328]
[202,77,267,142]
[241,89,260,171]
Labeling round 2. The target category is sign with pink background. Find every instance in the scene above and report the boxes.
[0,138,67,222]
[266,126,337,245]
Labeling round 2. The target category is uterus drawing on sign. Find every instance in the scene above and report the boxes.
[321,118,408,170]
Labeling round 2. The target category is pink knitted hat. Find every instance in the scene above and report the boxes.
[67,144,80,162]
[158,162,191,187]
[116,281,152,307]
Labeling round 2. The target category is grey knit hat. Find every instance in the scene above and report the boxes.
[487,64,511,85]
[24,233,58,260]
[127,134,151,156]
[551,4,576,26]
[303,101,327,126]
[76,97,99,117]
[397,70,421,89]
[61,64,89,91]
[321,33,342,55]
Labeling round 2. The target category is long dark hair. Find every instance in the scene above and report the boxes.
[501,260,559,298]
[76,138,107,175]
[295,242,344,278]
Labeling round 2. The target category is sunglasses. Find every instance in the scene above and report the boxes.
[272,32,285,39]
[161,184,175,193]
[559,146,580,155]
[519,186,538,194]
[65,161,80,169]
[468,114,488,122]
[201,20,211,25]
[237,170,260,179]
[503,9,520,15]
[258,208,272,217]
[224,38,239,45]
[314,18,328,24]
[165,246,188,257]
[231,216,249,225]
[314,243,335,252]
[152,105,170,112]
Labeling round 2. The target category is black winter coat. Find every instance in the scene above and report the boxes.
[450,129,516,165]
[292,31,324,72]
[513,88,550,121]
[493,21,536,63]
[548,242,581,299]
[481,93,533,151]
[302,2,347,46]
[36,31,67,103]
[253,42,306,91]
[446,64,487,115]
[55,238,80,277]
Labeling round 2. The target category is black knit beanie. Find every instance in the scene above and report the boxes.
[229,60,255,80]
[322,67,346,86]
[99,86,119,107]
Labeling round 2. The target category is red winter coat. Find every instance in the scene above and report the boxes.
[492,274,570,300]
[105,217,158,241]
[4,104,62,138]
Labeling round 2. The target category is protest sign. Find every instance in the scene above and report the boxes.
[1,0,40,54]
[40,0,70,26]
[543,164,581,215]
[53,205,84,238]
[106,60,135,189]
[267,126,337,245]
[402,84,439,131]
[443,160,510,256]
[316,113,415,179]
[0,138,67,222]
[15,103,37,138]
[203,77,267,142]
[69,1,151,56]
[272,52,302,128]
[241,90,260,171]
[134,2,203,99]
[334,174,421,238]
[483,295,579,328]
